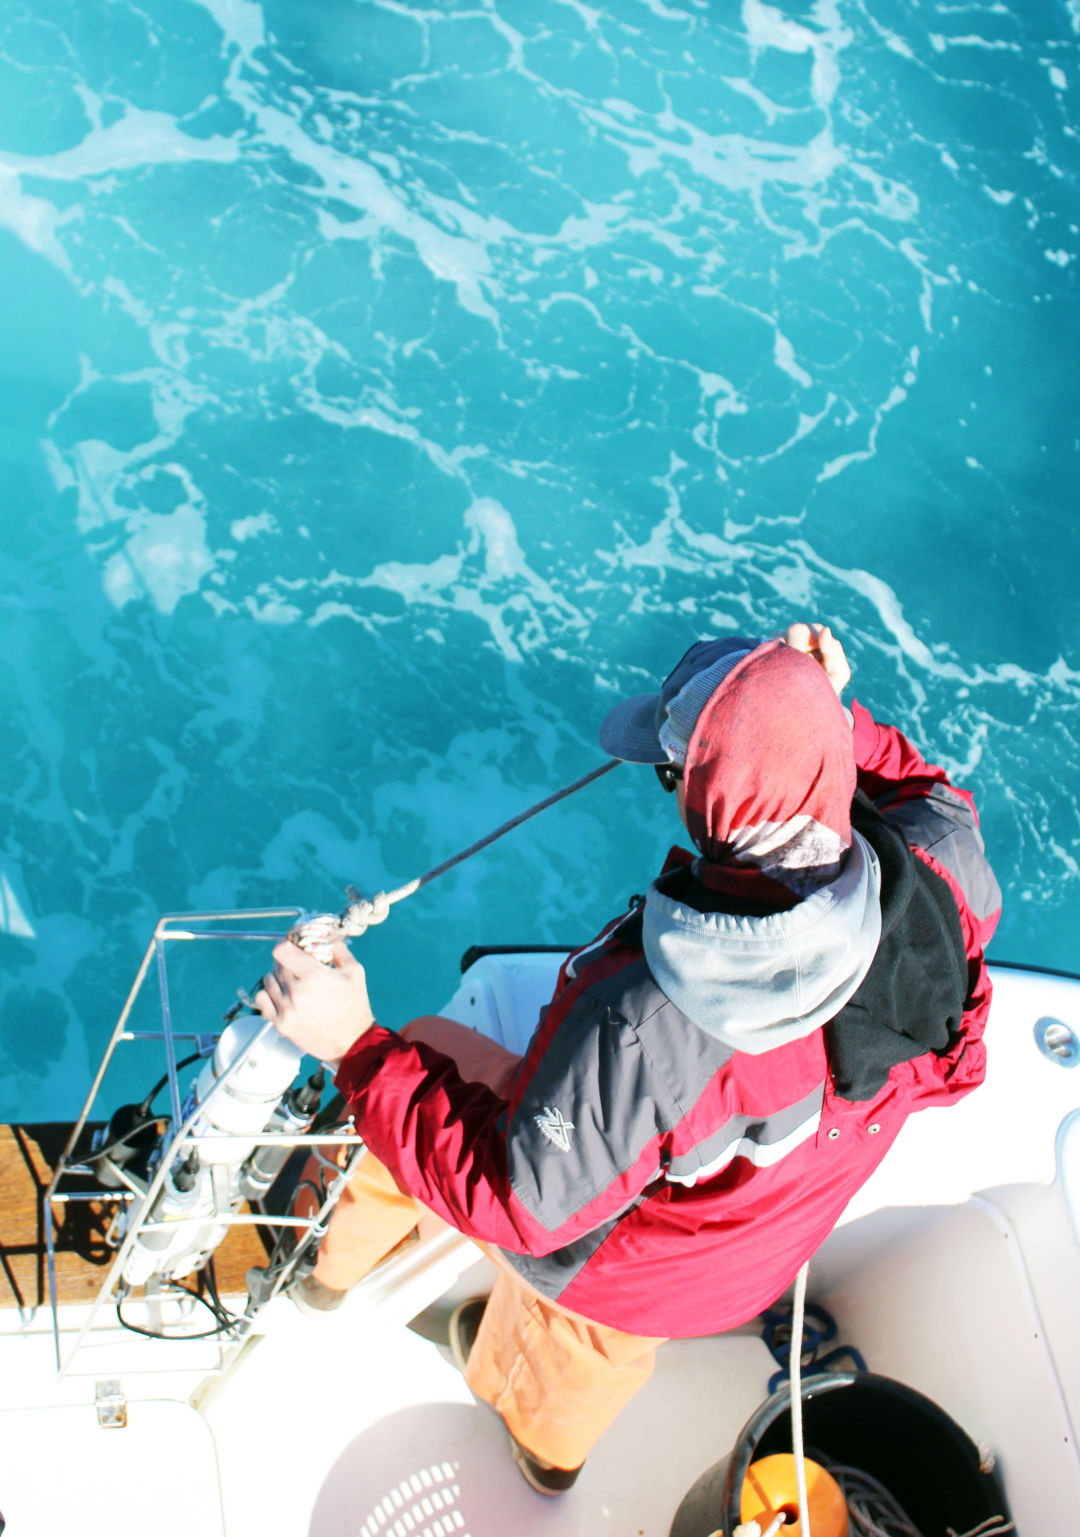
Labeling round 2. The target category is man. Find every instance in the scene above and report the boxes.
[255,622,1000,1493]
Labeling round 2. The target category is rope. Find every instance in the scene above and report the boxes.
[816,1461,923,1537]
[790,1260,811,1537]
[733,1262,814,1537]
[811,1458,1013,1537]
[227,759,621,1010]
[302,759,621,949]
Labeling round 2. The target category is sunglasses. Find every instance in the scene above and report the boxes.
[654,762,684,794]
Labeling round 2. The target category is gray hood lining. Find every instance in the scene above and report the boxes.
[641,830,882,1055]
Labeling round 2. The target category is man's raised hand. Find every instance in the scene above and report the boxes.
[781,621,851,699]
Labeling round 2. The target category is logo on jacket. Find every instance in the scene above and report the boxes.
[534,1104,575,1152]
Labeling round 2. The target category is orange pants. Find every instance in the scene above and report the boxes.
[303,1016,665,1472]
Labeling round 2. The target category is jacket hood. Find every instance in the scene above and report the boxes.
[642,829,882,1053]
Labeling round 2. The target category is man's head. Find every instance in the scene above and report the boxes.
[598,636,757,767]
[599,634,856,898]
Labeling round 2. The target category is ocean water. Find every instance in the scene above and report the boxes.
[1,0,1078,1122]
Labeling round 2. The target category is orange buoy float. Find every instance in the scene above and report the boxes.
[740,1453,849,1537]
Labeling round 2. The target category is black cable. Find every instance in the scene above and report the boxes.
[74,1115,163,1170]
[251,1143,347,1298]
[138,1051,203,1113]
[203,1256,244,1334]
[259,1176,327,1281]
[116,1280,240,1341]
[72,1052,206,1173]
[117,1257,243,1341]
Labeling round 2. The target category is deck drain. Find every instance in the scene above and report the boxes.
[1035,1017,1080,1068]
[358,1462,467,1537]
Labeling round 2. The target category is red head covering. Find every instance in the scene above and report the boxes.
[682,640,856,907]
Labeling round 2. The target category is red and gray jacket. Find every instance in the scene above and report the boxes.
[336,701,1000,1338]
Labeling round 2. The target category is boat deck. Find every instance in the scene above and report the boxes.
[1,964,1078,1535]
[0,1122,267,1315]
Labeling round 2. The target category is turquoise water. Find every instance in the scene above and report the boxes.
[1,0,1078,1122]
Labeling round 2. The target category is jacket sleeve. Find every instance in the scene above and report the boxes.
[333,981,669,1257]
[849,699,1000,1108]
[850,697,1001,952]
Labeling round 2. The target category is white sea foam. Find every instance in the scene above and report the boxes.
[105,501,217,615]
[194,0,268,68]
[356,553,466,608]
[244,591,303,624]
[773,329,813,389]
[0,871,35,940]
[743,0,819,59]
[933,35,1022,54]
[231,512,278,542]
[0,107,238,185]
[0,171,76,276]
[817,382,909,484]
[755,397,836,465]
[790,542,1078,708]
[863,14,916,62]
[721,76,793,127]
[43,341,223,611]
[742,0,852,109]
[183,56,507,325]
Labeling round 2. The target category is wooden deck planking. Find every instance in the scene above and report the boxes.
[0,1123,271,1312]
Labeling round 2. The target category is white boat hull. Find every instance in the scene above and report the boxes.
[2,959,1078,1535]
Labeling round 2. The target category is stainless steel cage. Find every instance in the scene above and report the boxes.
[43,908,366,1380]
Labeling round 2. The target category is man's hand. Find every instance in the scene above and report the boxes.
[781,621,851,698]
[254,939,376,1069]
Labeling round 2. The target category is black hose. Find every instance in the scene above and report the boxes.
[116,1257,242,1341]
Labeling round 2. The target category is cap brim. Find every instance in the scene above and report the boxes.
[598,693,669,764]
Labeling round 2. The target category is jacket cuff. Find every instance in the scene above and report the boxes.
[334,1023,402,1098]
[850,697,879,768]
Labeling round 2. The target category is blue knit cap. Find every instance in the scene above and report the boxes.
[598,636,765,765]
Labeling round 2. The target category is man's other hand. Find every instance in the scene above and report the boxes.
[781,621,851,698]
[254,939,375,1069]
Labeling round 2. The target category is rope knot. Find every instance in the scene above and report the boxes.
[342,887,391,936]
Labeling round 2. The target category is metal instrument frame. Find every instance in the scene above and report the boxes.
[43,908,366,1380]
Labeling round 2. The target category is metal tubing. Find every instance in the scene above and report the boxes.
[123,1030,217,1043]
[44,1197,60,1371]
[48,905,359,1376]
[250,1139,368,1313]
[49,762,617,1370]
[136,1212,323,1232]
[157,908,302,924]
[154,935,185,1137]
[58,1013,292,1379]
[49,1190,136,1204]
[156,930,295,943]
[44,932,158,1209]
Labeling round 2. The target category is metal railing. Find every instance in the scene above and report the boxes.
[43,908,365,1380]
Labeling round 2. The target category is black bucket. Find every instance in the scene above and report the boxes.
[670,1372,1012,1537]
